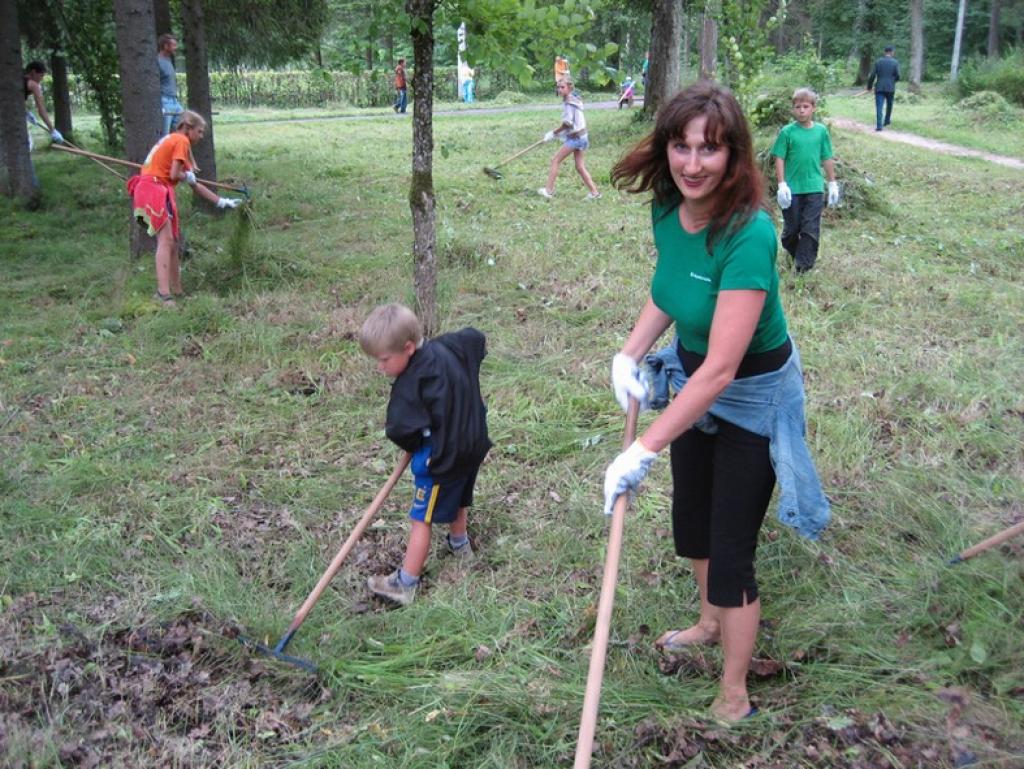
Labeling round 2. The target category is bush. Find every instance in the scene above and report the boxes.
[953,90,1024,125]
[956,48,1024,107]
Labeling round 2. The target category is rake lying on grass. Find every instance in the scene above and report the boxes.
[239,451,412,672]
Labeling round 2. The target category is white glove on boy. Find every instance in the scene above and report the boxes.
[776,181,792,210]
[827,181,840,207]
[217,197,241,209]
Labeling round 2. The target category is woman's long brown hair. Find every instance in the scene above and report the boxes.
[610,82,765,251]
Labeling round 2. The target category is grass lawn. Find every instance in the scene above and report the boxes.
[2,102,1023,768]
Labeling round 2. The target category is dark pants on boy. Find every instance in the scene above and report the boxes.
[874,90,894,130]
[781,192,824,273]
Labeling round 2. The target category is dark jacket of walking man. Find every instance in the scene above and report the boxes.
[866,46,900,131]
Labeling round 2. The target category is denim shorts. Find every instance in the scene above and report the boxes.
[564,134,590,151]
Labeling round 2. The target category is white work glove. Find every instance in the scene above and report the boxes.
[216,197,241,209]
[611,353,649,412]
[183,170,197,186]
[827,181,840,207]
[776,181,792,210]
[50,129,64,143]
[543,130,556,142]
[603,440,658,515]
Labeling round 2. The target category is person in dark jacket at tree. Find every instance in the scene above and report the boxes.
[359,303,491,606]
[865,46,901,131]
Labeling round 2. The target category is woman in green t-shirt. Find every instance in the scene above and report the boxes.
[604,83,795,723]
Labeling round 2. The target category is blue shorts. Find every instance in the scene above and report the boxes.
[408,444,479,524]
[564,135,590,151]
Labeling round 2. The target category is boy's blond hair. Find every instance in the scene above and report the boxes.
[359,303,423,355]
[791,87,818,105]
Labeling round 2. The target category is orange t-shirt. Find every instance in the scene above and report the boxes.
[395,64,406,89]
[140,132,193,184]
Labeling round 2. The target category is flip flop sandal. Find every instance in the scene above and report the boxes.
[655,628,719,652]
[153,291,177,307]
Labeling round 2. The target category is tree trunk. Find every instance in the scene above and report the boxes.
[181,0,218,211]
[49,51,74,140]
[850,0,868,84]
[699,2,717,81]
[112,0,162,258]
[951,0,967,79]
[0,0,37,201]
[153,0,173,37]
[909,0,924,93]
[682,7,690,80]
[646,0,683,118]
[987,0,1001,57]
[406,0,438,335]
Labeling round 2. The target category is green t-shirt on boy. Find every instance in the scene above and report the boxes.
[771,122,833,194]
[650,203,788,356]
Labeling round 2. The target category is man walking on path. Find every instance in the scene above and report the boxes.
[866,46,900,132]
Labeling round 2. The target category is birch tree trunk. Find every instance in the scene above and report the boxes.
[406,0,438,335]
[700,1,718,81]
[112,0,162,259]
[645,0,682,117]
[909,0,924,93]
[181,0,218,211]
[951,0,967,79]
[0,0,37,201]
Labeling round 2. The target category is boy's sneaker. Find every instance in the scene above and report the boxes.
[446,534,475,561]
[586,191,602,200]
[537,187,554,199]
[367,570,417,605]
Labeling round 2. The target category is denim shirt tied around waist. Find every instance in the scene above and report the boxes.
[644,338,830,540]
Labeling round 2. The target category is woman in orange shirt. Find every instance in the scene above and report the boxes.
[127,110,240,306]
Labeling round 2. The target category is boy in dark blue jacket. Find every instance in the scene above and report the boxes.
[359,304,491,605]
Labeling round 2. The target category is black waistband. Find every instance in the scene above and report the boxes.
[677,337,792,379]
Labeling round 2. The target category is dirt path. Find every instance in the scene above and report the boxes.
[830,117,1024,170]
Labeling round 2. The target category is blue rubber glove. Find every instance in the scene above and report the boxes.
[603,440,658,515]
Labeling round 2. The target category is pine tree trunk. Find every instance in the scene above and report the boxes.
[49,52,74,139]
[646,0,683,118]
[153,0,173,37]
[987,0,1001,58]
[181,0,218,212]
[112,0,162,259]
[0,0,37,201]
[909,0,924,93]
[850,0,869,85]
[406,0,438,336]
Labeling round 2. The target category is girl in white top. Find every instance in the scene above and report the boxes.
[538,78,600,200]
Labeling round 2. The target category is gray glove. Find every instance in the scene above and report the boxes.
[183,170,197,186]
[50,129,64,143]
[216,197,240,209]
[776,181,792,210]
[543,130,556,142]
[603,440,658,515]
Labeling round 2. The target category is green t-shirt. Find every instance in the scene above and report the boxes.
[771,121,833,194]
[650,204,788,356]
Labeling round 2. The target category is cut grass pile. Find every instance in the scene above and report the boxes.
[1,99,1022,768]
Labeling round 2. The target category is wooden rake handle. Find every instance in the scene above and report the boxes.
[951,520,1024,564]
[50,142,248,194]
[492,138,547,170]
[574,399,640,768]
[275,451,413,650]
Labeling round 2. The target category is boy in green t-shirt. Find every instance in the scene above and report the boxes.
[771,88,839,273]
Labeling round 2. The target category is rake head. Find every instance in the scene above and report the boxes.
[236,632,318,673]
[482,166,503,180]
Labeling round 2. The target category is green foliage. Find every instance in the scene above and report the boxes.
[956,48,1024,107]
[953,90,1024,126]
[749,90,796,130]
[203,0,331,68]
[719,0,784,109]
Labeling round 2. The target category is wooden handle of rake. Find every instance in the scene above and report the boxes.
[950,520,1024,564]
[574,399,640,769]
[50,142,248,194]
[492,138,547,170]
[273,451,412,652]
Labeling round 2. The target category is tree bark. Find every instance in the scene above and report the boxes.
[850,0,869,85]
[987,0,1001,57]
[48,51,74,139]
[181,0,218,211]
[699,11,716,81]
[112,0,162,258]
[153,0,173,37]
[406,0,438,335]
[646,0,682,118]
[0,0,37,201]
[909,0,924,93]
